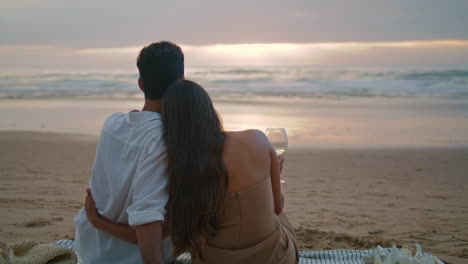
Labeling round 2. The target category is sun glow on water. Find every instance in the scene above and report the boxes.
[2,40,468,70]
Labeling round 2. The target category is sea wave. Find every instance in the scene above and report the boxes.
[1,66,467,100]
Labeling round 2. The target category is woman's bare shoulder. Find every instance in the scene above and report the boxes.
[225,129,270,148]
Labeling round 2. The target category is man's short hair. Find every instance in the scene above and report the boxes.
[137,41,184,100]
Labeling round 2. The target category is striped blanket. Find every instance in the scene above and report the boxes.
[52,240,443,264]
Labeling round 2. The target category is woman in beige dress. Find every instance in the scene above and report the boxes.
[84,79,299,264]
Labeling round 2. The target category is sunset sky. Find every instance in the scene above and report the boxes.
[2,0,468,69]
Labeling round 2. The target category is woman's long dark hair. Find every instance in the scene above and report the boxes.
[161,79,228,255]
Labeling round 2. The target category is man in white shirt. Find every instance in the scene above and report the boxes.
[74,41,184,264]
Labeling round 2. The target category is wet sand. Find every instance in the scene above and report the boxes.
[1,98,468,149]
[0,131,467,263]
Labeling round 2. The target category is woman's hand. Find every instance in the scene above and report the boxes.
[83,188,139,244]
[85,188,101,227]
[278,156,285,173]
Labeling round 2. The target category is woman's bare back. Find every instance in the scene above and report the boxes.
[223,130,272,193]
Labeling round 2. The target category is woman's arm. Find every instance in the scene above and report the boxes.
[268,146,284,215]
[85,189,138,244]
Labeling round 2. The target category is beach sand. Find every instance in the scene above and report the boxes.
[0,131,467,263]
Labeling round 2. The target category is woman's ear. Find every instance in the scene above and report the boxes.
[138,78,144,92]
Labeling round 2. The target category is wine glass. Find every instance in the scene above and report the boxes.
[265,128,288,183]
[265,128,288,155]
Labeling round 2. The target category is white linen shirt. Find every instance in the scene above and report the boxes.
[74,110,169,264]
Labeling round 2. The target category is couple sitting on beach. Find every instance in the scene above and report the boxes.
[74,41,299,264]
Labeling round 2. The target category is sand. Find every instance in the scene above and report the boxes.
[0,131,467,263]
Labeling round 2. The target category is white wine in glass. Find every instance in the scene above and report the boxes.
[265,128,288,155]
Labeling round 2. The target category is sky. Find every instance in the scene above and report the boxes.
[2,0,468,69]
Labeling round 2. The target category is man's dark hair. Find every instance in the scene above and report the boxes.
[137,41,184,100]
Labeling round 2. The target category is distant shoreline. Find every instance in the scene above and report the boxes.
[1,97,468,149]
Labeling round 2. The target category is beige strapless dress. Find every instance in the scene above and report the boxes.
[192,177,299,264]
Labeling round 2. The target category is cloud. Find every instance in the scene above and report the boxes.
[1,0,468,48]
[1,0,50,9]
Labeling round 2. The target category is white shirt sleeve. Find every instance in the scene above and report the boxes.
[127,149,169,227]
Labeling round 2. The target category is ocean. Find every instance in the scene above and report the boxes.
[1,65,468,148]
[1,65,468,101]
